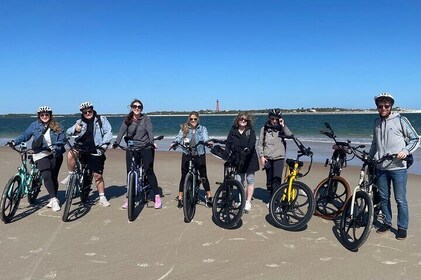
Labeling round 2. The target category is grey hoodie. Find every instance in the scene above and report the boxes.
[369,112,419,170]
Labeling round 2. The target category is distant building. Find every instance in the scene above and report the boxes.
[216,99,220,112]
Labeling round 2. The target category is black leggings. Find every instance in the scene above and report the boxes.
[36,154,63,198]
[265,158,285,196]
[178,153,211,193]
[125,148,161,196]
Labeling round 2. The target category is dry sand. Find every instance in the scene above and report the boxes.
[0,147,420,280]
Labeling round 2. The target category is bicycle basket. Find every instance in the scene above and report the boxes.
[210,145,228,161]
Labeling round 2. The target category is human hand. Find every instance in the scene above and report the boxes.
[112,142,118,149]
[397,151,407,160]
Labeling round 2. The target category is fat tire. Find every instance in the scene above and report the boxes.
[128,172,136,222]
[314,176,351,219]
[269,181,315,231]
[28,175,42,205]
[183,173,196,223]
[0,176,22,223]
[212,179,245,228]
[62,174,77,222]
[340,191,374,251]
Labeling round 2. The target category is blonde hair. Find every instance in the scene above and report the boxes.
[181,111,199,136]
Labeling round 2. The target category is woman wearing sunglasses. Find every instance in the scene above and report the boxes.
[170,111,213,208]
[11,106,66,211]
[226,112,259,212]
[113,99,163,209]
[66,101,113,207]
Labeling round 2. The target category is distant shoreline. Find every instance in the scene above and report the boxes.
[1,109,420,118]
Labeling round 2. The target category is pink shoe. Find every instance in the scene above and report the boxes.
[122,198,128,209]
[154,195,162,209]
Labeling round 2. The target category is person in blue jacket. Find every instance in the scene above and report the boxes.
[170,111,213,208]
[11,106,66,211]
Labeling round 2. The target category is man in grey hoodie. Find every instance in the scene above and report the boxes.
[369,93,420,240]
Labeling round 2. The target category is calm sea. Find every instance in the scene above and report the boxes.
[1,113,420,174]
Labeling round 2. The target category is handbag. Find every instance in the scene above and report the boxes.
[32,126,49,152]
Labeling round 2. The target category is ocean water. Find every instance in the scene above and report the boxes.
[1,113,420,174]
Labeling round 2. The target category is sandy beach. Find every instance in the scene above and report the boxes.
[0,147,420,280]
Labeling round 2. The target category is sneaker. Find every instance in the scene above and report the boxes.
[99,196,111,207]
[46,198,54,208]
[121,198,128,209]
[205,195,213,208]
[51,198,61,212]
[60,172,74,185]
[154,195,162,209]
[245,201,252,211]
[396,228,407,240]
[376,223,391,234]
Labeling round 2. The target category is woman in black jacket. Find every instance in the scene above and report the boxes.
[226,112,259,212]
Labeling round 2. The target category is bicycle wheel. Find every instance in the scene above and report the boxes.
[80,170,92,204]
[212,179,245,228]
[340,191,374,251]
[127,172,136,222]
[183,173,196,223]
[314,176,351,219]
[1,176,22,223]
[269,181,315,231]
[62,174,77,222]
[27,175,42,204]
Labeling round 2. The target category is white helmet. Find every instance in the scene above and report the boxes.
[79,101,93,111]
[37,106,52,114]
[374,93,395,106]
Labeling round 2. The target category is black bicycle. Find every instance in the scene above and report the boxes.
[62,140,93,222]
[116,135,164,221]
[0,142,42,223]
[210,139,246,229]
[170,139,211,223]
[339,146,399,251]
[313,122,352,219]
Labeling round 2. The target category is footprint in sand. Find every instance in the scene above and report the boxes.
[137,263,150,267]
[203,259,214,263]
[320,257,332,262]
[284,244,295,249]
[90,236,99,241]
[248,225,259,231]
[43,271,57,279]
[103,219,111,225]
[30,248,43,254]
[85,253,97,257]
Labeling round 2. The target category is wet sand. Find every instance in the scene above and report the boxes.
[0,147,420,280]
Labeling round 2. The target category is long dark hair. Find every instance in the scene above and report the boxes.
[124,99,143,125]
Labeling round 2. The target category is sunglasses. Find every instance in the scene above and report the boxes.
[39,113,50,117]
[239,117,248,122]
[83,110,93,115]
[270,117,279,121]
[190,118,198,121]
[131,105,142,109]
[377,105,391,109]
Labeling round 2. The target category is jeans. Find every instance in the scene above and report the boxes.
[376,169,408,230]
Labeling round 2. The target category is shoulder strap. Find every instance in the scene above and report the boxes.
[96,115,104,137]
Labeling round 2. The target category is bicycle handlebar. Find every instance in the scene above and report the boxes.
[116,135,164,151]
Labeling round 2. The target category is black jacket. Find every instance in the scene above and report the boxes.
[226,126,259,173]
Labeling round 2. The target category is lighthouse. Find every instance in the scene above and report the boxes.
[216,99,220,112]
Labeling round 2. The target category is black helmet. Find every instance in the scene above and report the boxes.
[268,108,282,118]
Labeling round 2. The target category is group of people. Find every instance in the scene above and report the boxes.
[10,94,419,240]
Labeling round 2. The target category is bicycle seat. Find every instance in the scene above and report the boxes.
[286,158,303,169]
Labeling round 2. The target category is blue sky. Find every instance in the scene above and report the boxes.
[1,0,420,114]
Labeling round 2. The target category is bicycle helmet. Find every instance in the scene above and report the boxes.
[374,93,395,106]
[268,108,282,118]
[37,106,52,114]
[79,101,94,111]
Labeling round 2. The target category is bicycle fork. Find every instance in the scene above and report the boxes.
[349,170,365,218]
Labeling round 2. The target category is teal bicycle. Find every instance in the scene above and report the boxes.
[0,142,43,223]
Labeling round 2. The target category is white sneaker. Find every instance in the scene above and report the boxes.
[245,201,252,211]
[60,173,73,185]
[99,196,110,207]
[46,199,54,208]
[52,198,61,212]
